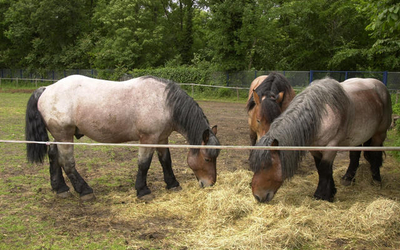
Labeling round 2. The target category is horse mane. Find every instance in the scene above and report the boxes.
[260,98,282,124]
[142,76,220,157]
[246,72,292,112]
[250,78,350,179]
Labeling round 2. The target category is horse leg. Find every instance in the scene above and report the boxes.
[48,144,71,198]
[156,145,180,190]
[363,137,383,184]
[57,144,94,200]
[312,151,337,202]
[135,147,154,197]
[341,149,362,186]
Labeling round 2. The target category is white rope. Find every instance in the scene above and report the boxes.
[1,139,400,151]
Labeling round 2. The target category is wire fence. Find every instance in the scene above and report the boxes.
[0,73,399,152]
[1,69,400,90]
[1,139,400,152]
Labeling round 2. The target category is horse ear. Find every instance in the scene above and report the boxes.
[253,90,261,105]
[276,92,284,104]
[211,125,218,135]
[202,129,210,144]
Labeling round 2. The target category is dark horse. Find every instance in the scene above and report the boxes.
[26,75,220,200]
[250,78,392,202]
[246,72,296,145]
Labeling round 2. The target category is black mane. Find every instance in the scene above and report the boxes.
[260,97,282,124]
[246,72,292,112]
[250,78,350,179]
[144,76,220,157]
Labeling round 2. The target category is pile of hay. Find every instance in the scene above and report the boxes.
[110,159,400,249]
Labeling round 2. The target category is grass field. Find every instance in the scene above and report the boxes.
[1,90,400,249]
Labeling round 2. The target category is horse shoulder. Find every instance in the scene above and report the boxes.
[313,105,348,147]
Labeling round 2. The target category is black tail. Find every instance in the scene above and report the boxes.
[25,88,49,163]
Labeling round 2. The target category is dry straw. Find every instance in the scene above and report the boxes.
[108,156,399,249]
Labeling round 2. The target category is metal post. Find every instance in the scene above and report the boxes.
[309,70,314,84]
[191,85,194,96]
[383,71,388,85]
[237,88,239,101]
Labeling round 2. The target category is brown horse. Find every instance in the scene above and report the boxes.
[25,75,220,200]
[250,78,392,203]
[246,73,296,145]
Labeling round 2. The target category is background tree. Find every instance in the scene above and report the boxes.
[0,0,399,72]
[4,0,92,70]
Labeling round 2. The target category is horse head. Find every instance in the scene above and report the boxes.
[187,125,220,188]
[251,91,284,140]
[250,138,284,203]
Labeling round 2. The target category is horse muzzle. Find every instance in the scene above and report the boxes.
[253,190,275,203]
[198,177,215,188]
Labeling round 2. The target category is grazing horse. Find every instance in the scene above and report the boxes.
[25,75,220,200]
[249,78,392,203]
[246,72,296,145]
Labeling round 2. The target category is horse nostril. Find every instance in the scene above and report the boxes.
[254,195,261,203]
[199,180,204,188]
[266,192,271,202]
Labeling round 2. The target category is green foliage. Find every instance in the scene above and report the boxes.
[0,0,399,71]
[129,66,213,85]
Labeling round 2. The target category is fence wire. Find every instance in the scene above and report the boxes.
[1,140,400,152]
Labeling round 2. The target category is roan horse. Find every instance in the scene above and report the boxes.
[250,78,392,202]
[25,75,220,200]
[246,72,296,145]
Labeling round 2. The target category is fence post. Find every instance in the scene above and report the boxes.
[237,88,239,101]
[16,78,18,88]
[191,85,194,96]
[383,71,388,85]
[309,70,314,84]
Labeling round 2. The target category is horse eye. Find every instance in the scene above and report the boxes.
[256,119,261,124]
[204,158,211,162]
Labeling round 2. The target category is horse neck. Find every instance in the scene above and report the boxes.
[175,118,210,146]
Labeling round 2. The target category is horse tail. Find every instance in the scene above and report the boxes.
[25,87,49,163]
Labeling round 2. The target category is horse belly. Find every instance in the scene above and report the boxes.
[340,118,380,146]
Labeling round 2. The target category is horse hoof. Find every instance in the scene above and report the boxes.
[80,193,96,202]
[340,178,352,186]
[371,179,382,187]
[168,186,182,192]
[138,193,155,202]
[57,191,72,199]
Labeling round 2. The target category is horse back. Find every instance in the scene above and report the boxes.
[37,75,172,143]
[248,75,268,101]
[338,78,392,145]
